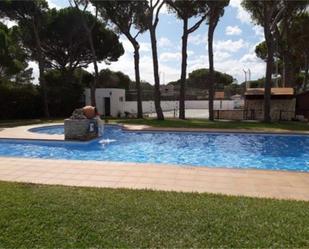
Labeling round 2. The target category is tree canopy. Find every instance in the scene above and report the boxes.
[185,68,234,90]
[166,0,208,21]
[34,7,124,72]
[97,69,132,90]
[92,0,148,37]
[0,22,30,84]
[254,11,309,89]
[45,68,91,116]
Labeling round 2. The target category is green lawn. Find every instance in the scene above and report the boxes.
[1,117,308,132]
[114,118,309,131]
[0,181,308,248]
[0,118,63,128]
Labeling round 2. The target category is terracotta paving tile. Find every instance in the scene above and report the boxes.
[0,169,16,175]
[126,171,146,177]
[81,180,118,188]
[88,175,122,182]
[154,178,176,186]
[137,177,158,185]
[0,156,308,201]
[120,176,141,183]
[0,175,19,181]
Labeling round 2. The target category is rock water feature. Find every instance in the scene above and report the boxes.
[64,106,100,141]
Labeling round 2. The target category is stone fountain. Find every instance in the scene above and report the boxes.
[64,106,99,141]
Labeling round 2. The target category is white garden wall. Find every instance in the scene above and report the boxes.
[124,100,241,114]
[84,88,244,117]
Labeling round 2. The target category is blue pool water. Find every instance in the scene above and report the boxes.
[29,125,64,135]
[1,125,309,172]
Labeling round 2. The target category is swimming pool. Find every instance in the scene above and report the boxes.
[29,125,64,135]
[1,125,309,172]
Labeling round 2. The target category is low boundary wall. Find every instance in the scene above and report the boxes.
[124,100,242,114]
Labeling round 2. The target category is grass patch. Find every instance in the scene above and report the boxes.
[1,117,308,132]
[113,118,309,131]
[0,118,63,128]
[0,181,308,248]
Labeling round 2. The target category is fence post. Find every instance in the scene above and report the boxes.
[251,109,255,120]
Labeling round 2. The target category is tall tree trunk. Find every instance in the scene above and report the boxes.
[90,65,98,107]
[282,56,286,87]
[80,8,98,107]
[32,20,49,118]
[208,23,215,121]
[264,23,274,123]
[38,59,49,118]
[149,27,164,120]
[133,44,143,118]
[283,54,295,87]
[282,18,295,88]
[86,30,98,107]
[179,18,188,120]
[303,55,308,91]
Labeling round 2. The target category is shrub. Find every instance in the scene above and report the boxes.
[0,83,43,119]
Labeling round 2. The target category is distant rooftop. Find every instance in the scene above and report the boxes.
[245,88,294,96]
[230,94,243,99]
[215,91,225,99]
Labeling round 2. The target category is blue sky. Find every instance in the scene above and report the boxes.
[15,0,267,84]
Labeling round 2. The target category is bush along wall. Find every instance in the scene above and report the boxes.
[45,69,87,117]
[0,83,43,119]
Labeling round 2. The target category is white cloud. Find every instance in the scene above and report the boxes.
[160,2,173,16]
[214,51,232,61]
[240,51,262,64]
[0,18,16,28]
[120,38,151,53]
[158,37,173,47]
[187,50,194,56]
[120,39,134,53]
[186,48,265,83]
[252,25,264,41]
[47,0,61,9]
[93,50,180,85]
[28,61,39,84]
[159,52,181,62]
[225,25,242,35]
[230,0,252,24]
[140,42,151,52]
[85,3,97,16]
[214,39,249,53]
[188,34,204,46]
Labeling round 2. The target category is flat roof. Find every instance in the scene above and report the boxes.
[215,91,225,99]
[245,88,294,96]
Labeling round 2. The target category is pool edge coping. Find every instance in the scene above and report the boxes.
[121,124,309,135]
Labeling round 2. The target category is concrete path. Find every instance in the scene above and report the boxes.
[0,123,64,141]
[0,157,308,201]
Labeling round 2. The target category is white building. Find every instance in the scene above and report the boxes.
[230,94,244,109]
[160,84,176,97]
[84,88,125,117]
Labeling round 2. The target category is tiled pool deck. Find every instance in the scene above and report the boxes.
[0,123,308,201]
[0,123,64,140]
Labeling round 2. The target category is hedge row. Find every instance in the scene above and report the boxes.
[0,84,43,119]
